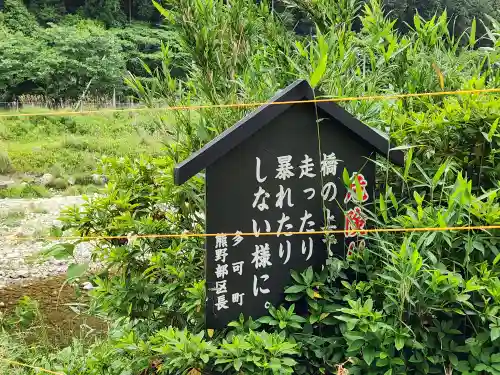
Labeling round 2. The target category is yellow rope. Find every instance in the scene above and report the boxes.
[0,87,499,119]
[5,224,500,242]
[0,357,65,375]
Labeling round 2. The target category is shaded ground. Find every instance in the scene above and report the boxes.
[0,274,107,347]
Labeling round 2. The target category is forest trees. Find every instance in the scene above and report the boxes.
[1,0,499,102]
[0,0,173,102]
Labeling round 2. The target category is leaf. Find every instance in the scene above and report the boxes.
[268,358,282,369]
[395,336,405,350]
[474,241,485,254]
[304,267,313,284]
[282,358,297,366]
[432,162,447,187]
[364,298,373,311]
[207,329,214,338]
[384,369,392,375]
[379,194,388,223]
[432,63,444,90]
[493,253,500,265]
[234,359,242,371]
[291,270,302,284]
[363,346,376,365]
[424,232,437,247]
[449,353,459,367]
[343,168,351,188]
[309,37,328,88]
[347,340,364,352]
[491,327,500,341]
[389,190,399,210]
[285,294,302,302]
[489,118,500,141]
[355,175,363,202]
[491,363,500,372]
[284,285,307,294]
[404,148,413,180]
[413,190,424,205]
[67,263,89,280]
[475,364,489,371]
[40,243,75,260]
[470,18,477,47]
[319,313,330,321]
[257,316,273,324]
[290,315,307,323]
[152,1,174,22]
[391,358,404,365]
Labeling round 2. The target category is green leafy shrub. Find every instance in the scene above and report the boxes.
[1,111,165,176]
[0,0,40,35]
[72,173,94,186]
[0,150,13,174]
[0,183,51,198]
[47,177,68,190]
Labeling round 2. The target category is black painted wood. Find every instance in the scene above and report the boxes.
[205,104,376,328]
[174,80,404,328]
[174,80,403,186]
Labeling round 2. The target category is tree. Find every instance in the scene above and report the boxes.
[39,21,126,100]
[0,0,39,34]
[0,28,47,100]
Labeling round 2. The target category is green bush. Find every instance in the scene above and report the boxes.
[1,111,165,176]
[0,183,51,198]
[72,173,94,186]
[0,150,13,174]
[47,177,68,190]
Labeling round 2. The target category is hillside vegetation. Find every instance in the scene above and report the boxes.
[0,0,181,102]
[0,110,168,197]
[1,0,499,102]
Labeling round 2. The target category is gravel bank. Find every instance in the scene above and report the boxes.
[0,196,93,287]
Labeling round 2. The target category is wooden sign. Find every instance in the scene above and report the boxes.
[174,80,403,329]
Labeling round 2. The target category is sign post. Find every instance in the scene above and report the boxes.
[175,80,404,329]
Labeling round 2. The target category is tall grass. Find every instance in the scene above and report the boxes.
[0,110,171,177]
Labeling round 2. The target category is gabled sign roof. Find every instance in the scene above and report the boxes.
[174,80,404,185]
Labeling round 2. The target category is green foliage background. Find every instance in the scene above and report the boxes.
[0,0,178,101]
[0,0,499,101]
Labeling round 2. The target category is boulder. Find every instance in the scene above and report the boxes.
[40,173,54,186]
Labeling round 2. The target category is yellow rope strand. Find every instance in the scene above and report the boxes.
[5,224,500,242]
[0,87,499,119]
[0,357,65,375]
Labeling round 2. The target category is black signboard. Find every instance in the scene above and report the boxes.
[175,80,404,329]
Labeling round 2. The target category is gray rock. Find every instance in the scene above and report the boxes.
[0,195,98,286]
[17,269,29,278]
[0,180,15,189]
[81,281,94,290]
[92,174,106,185]
[40,173,54,186]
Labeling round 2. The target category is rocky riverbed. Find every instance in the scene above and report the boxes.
[0,196,93,287]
